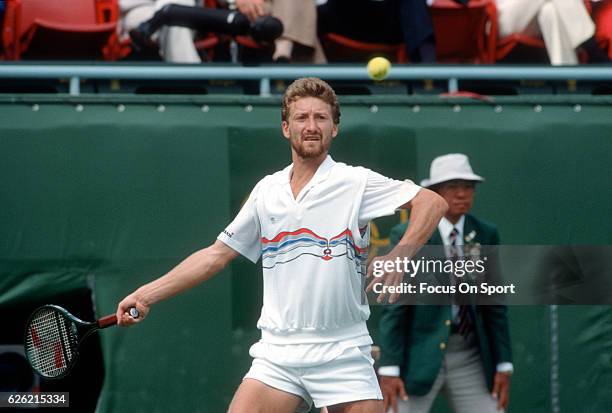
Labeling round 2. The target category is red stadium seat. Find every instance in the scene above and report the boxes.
[593,0,612,59]
[2,0,119,60]
[321,33,408,63]
[430,0,497,63]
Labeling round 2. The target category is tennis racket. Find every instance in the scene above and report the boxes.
[24,304,139,379]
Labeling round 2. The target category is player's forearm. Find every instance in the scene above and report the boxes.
[134,246,229,306]
[397,189,447,251]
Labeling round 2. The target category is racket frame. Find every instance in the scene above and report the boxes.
[24,304,116,379]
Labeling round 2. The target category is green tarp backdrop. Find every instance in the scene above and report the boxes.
[1,94,611,412]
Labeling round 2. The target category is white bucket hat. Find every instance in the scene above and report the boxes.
[420,153,484,188]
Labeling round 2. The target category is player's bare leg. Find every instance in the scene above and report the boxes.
[326,399,384,413]
[228,378,304,413]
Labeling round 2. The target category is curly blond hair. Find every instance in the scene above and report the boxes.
[281,77,340,125]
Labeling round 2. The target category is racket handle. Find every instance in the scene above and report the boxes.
[99,314,118,328]
[98,307,140,328]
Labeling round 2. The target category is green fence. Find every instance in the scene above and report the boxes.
[1,94,611,412]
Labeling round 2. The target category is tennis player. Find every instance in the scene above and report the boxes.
[116,77,447,413]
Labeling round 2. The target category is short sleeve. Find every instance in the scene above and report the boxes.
[359,170,421,225]
[217,183,262,263]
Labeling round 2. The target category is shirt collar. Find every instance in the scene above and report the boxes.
[438,215,465,244]
[281,155,336,185]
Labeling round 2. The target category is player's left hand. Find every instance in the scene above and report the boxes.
[492,371,511,410]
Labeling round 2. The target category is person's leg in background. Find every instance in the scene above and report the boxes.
[495,0,545,38]
[387,334,501,413]
[156,0,201,62]
[270,0,326,63]
[398,0,436,63]
[551,0,606,64]
[119,0,201,62]
[441,335,500,413]
[536,2,577,65]
[496,0,603,64]
[537,0,608,64]
[390,368,443,413]
[120,0,155,47]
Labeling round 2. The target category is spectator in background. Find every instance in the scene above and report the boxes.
[120,0,203,63]
[496,0,609,64]
[378,154,513,413]
[120,0,202,63]
[236,0,326,63]
[317,0,436,63]
[123,0,319,63]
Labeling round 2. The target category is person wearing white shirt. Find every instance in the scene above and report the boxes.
[495,0,598,64]
[379,153,513,413]
[114,77,448,413]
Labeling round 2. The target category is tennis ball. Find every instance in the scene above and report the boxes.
[367,57,391,81]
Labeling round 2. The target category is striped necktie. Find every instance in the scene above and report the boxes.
[449,227,459,244]
[449,227,473,338]
[449,227,459,256]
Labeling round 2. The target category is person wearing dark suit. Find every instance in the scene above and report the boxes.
[317,0,437,63]
[378,153,513,413]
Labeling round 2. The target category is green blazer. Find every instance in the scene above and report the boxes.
[378,214,512,395]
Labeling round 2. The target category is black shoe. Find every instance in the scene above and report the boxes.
[129,22,156,52]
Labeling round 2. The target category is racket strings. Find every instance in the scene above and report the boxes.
[25,308,78,377]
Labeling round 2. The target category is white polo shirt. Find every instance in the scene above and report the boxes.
[218,155,420,346]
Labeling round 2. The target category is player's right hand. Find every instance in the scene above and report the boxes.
[366,245,414,304]
[116,292,149,326]
[379,376,408,413]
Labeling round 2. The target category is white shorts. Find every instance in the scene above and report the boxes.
[244,344,383,412]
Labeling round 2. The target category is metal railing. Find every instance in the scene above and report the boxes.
[0,63,611,96]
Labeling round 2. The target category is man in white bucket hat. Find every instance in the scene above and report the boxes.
[420,153,484,189]
[378,154,513,413]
